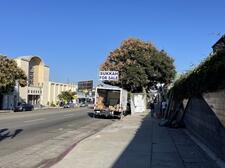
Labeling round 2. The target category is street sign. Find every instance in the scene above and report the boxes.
[99,71,119,81]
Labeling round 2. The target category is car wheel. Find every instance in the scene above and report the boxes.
[22,108,26,111]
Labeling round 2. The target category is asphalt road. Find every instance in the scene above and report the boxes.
[0,108,115,168]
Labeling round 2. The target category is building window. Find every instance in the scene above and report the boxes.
[29,68,34,86]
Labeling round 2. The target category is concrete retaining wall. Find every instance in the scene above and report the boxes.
[183,90,225,161]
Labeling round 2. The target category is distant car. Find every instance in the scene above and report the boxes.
[14,103,34,112]
[80,103,87,107]
[63,103,75,108]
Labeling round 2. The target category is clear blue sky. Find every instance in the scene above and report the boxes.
[0,0,224,85]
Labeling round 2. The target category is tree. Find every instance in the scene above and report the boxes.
[100,38,176,92]
[0,55,27,93]
[58,90,76,103]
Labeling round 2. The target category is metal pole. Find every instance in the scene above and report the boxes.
[17,80,20,105]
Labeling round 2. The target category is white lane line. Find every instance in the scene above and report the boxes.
[24,118,46,123]
[63,114,74,117]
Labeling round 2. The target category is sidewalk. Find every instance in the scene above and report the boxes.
[52,112,219,168]
[0,110,13,113]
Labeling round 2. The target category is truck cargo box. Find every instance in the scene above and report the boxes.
[94,85,128,119]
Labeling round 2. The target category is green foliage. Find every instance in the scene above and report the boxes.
[170,49,225,100]
[101,38,176,92]
[0,55,27,93]
[58,90,76,103]
[50,102,56,107]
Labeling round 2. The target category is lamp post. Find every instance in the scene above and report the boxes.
[15,80,20,106]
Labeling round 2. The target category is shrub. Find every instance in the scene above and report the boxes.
[50,102,56,107]
[169,49,225,100]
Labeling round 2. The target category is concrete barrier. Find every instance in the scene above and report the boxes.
[183,89,225,161]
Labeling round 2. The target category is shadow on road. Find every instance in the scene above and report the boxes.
[0,128,23,141]
[111,98,224,168]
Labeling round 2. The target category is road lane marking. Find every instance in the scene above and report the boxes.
[63,114,74,117]
[24,118,46,123]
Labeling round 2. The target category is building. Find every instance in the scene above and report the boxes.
[78,80,93,91]
[14,56,50,106]
[0,55,77,109]
[77,80,94,104]
[0,91,16,110]
[48,81,76,105]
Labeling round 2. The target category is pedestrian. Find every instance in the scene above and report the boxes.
[161,100,167,117]
[150,102,154,117]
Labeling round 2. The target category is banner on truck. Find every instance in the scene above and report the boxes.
[99,71,119,81]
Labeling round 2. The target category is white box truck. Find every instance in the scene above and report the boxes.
[94,85,128,119]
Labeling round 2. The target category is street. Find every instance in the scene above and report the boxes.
[0,108,114,168]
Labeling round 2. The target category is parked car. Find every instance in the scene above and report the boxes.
[80,103,87,107]
[63,103,75,108]
[14,103,34,112]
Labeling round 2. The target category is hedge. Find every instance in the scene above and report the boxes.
[169,49,225,100]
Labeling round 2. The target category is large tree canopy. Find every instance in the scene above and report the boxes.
[101,38,176,92]
[0,55,27,93]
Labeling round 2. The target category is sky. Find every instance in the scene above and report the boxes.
[0,0,225,85]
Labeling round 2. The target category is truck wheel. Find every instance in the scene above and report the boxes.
[119,115,121,120]
[120,114,124,120]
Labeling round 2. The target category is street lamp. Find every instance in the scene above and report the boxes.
[15,80,20,106]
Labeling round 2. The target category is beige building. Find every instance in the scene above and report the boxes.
[14,55,77,107]
[14,56,49,106]
[48,81,76,105]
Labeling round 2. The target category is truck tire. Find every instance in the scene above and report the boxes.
[119,114,122,120]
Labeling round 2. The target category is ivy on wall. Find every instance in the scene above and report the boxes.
[169,49,225,100]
